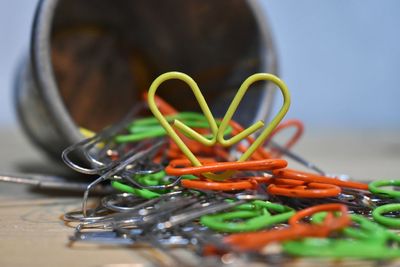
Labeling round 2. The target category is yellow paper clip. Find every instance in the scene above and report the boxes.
[147,71,290,180]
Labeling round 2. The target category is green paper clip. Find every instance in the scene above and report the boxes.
[200,200,294,233]
[114,112,233,144]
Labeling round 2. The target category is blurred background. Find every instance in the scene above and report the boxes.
[265,0,400,130]
[0,0,399,130]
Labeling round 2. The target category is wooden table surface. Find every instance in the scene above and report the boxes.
[0,127,399,267]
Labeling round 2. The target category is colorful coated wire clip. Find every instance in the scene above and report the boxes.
[58,72,400,266]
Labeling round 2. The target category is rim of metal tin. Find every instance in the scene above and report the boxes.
[31,0,82,150]
[30,0,279,150]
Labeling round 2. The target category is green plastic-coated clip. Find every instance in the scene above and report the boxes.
[200,200,294,232]
[369,179,400,198]
[283,213,400,259]
[373,203,400,229]
[112,181,161,199]
[115,112,232,144]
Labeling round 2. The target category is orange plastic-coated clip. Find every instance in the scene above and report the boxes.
[267,182,341,198]
[267,119,304,157]
[289,203,350,229]
[165,158,287,176]
[224,203,350,251]
[273,169,368,190]
[181,177,270,191]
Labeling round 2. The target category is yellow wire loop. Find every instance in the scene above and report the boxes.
[147,72,219,167]
[147,71,291,180]
[217,73,291,162]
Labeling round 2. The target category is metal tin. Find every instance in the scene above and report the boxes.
[15,0,278,160]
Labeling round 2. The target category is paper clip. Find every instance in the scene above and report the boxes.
[200,200,294,232]
[115,112,232,144]
[267,180,342,198]
[165,158,287,176]
[181,177,270,191]
[369,179,400,198]
[265,118,304,158]
[372,203,400,228]
[272,168,368,191]
[143,92,177,115]
[147,71,291,180]
[263,118,326,175]
[283,214,400,259]
[223,203,350,251]
[228,120,272,160]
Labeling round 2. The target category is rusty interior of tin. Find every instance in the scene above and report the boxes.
[50,0,263,131]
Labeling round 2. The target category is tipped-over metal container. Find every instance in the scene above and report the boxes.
[15,0,278,160]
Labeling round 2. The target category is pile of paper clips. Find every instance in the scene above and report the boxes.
[62,72,400,265]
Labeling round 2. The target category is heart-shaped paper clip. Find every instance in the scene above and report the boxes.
[216,73,291,162]
[147,72,219,169]
[147,72,291,180]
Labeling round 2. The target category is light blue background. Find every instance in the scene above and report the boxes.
[262,0,400,129]
[0,1,37,126]
[0,1,399,129]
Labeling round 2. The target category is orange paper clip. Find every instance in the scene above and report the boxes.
[273,168,368,191]
[181,177,270,191]
[165,158,287,176]
[224,203,350,251]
